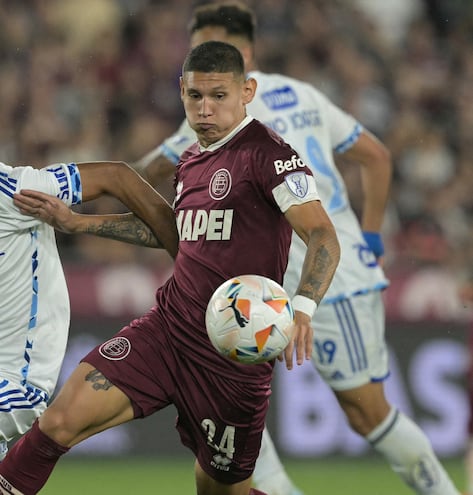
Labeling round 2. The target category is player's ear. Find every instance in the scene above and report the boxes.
[242,77,257,104]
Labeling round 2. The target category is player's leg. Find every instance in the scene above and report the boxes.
[195,460,255,494]
[319,293,460,494]
[334,382,460,494]
[0,362,134,494]
[252,426,303,495]
[175,359,272,495]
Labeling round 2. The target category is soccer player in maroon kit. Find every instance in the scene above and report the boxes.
[0,41,340,495]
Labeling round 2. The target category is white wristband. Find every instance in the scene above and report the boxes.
[291,295,318,318]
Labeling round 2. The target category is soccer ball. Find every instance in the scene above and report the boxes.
[205,274,294,364]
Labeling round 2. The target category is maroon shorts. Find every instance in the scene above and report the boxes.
[82,308,272,484]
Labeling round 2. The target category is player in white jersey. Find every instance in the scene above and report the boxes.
[0,160,177,461]
[133,3,460,495]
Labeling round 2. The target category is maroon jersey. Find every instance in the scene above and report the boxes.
[154,118,318,382]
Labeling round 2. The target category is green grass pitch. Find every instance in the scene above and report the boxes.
[42,456,464,494]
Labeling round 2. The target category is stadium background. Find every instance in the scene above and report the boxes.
[1,0,472,492]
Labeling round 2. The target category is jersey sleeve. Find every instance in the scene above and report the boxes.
[0,162,82,226]
[321,93,363,153]
[252,140,320,214]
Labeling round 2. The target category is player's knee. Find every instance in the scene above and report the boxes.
[37,405,80,446]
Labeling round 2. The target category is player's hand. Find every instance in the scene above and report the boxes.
[13,189,76,232]
[279,311,313,370]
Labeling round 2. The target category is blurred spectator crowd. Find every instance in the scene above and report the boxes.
[0,0,472,319]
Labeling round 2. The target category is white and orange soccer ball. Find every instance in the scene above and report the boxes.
[205,274,294,364]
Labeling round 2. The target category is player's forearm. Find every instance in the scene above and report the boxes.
[68,212,165,248]
[360,144,392,232]
[296,225,340,306]
[360,163,391,232]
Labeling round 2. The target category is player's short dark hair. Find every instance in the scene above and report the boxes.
[182,40,245,76]
[188,2,256,42]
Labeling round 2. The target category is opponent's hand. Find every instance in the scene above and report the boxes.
[13,189,77,232]
[279,311,313,370]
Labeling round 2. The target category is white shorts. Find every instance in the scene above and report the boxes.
[312,291,388,391]
[0,378,49,442]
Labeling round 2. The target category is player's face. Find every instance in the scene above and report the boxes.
[180,71,256,148]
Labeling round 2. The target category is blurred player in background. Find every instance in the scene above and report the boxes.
[0,41,340,495]
[0,160,176,462]
[134,3,460,495]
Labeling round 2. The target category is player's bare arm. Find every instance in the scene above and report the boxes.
[77,161,179,257]
[342,130,392,263]
[13,190,165,249]
[283,199,340,369]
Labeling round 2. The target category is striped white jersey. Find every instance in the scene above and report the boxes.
[0,162,82,409]
[151,70,389,303]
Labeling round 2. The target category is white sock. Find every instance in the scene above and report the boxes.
[253,427,301,495]
[367,408,460,495]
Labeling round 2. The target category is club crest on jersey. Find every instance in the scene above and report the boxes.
[209,168,232,200]
[99,336,131,361]
[284,172,309,198]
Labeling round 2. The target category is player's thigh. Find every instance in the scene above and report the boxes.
[39,362,134,447]
[195,459,253,495]
[312,292,388,390]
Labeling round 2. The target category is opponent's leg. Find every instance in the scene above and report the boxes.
[335,382,460,495]
[252,427,303,495]
[0,362,134,494]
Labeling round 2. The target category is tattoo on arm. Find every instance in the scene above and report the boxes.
[84,214,163,248]
[85,369,115,391]
[299,236,338,305]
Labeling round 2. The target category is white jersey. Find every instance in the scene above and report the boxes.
[153,70,388,303]
[0,162,82,408]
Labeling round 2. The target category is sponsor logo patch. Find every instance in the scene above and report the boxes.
[284,172,309,198]
[273,155,307,174]
[209,168,232,200]
[261,86,298,110]
[99,336,131,361]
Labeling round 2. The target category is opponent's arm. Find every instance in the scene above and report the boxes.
[72,161,178,257]
[131,119,196,200]
[284,200,340,369]
[138,154,177,203]
[13,191,165,249]
[341,130,392,259]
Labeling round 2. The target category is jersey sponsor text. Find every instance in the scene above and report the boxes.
[177,209,234,241]
[274,155,307,175]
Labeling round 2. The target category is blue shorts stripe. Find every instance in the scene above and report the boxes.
[334,302,356,372]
